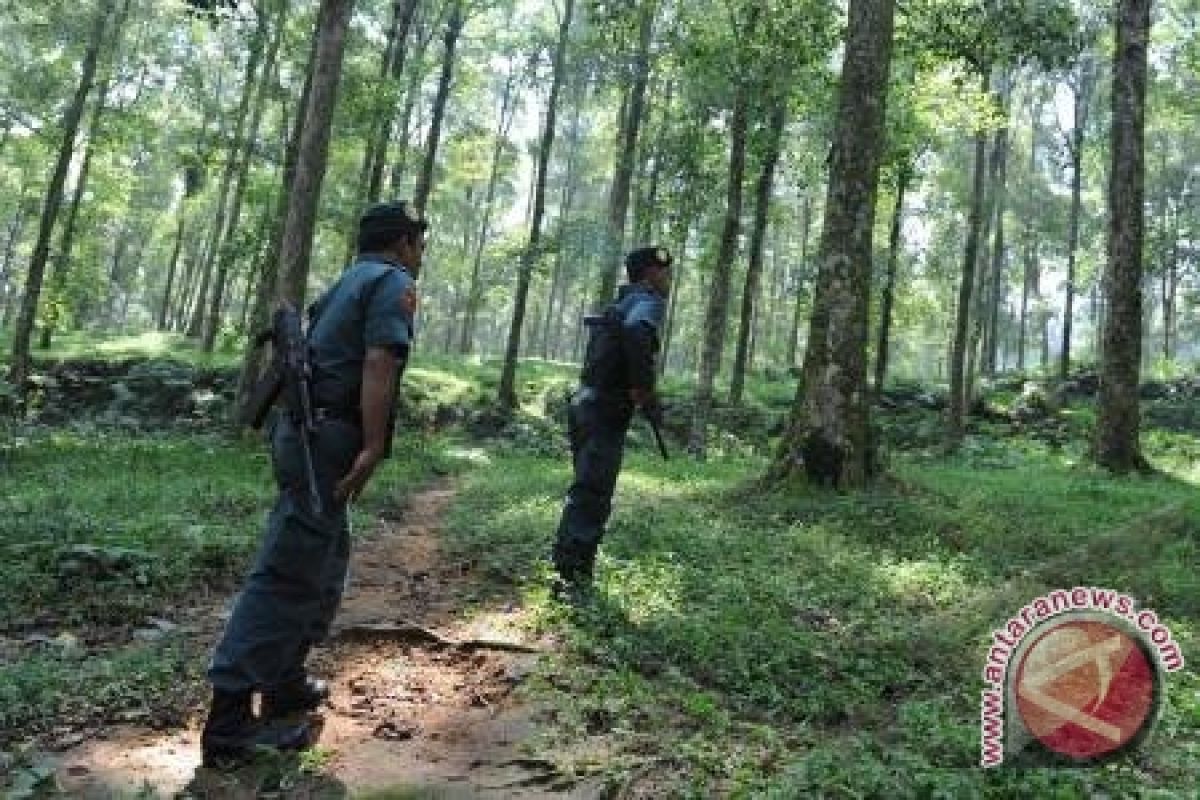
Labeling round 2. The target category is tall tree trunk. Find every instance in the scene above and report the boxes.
[364,0,419,205]
[730,102,786,405]
[460,66,519,354]
[274,0,354,305]
[542,87,586,359]
[1060,57,1095,380]
[594,0,655,310]
[688,73,753,457]
[874,164,910,392]
[985,116,1010,377]
[946,74,990,449]
[39,76,113,350]
[787,194,813,368]
[498,0,574,411]
[1017,92,1040,373]
[201,3,272,351]
[0,195,32,332]
[158,198,189,330]
[770,0,895,486]
[413,1,464,217]
[8,2,111,387]
[204,0,284,351]
[1096,0,1150,473]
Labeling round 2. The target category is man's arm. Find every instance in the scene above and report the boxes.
[335,346,399,502]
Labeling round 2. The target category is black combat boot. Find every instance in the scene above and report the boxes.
[260,675,331,719]
[200,689,311,767]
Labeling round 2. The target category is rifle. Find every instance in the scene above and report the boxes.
[583,312,669,460]
[240,302,324,514]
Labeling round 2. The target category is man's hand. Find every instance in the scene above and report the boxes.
[335,446,384,503]
[630,387,663,426]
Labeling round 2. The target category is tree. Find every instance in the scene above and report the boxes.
[1059,52,1098,379]
[273,0,354,306]
[413,1,466,217]
[769,0,896,487]
[497,0,574,412]
[1095,0,1151,473]
[9,1,112,389]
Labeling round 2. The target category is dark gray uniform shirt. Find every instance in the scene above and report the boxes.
[306,254,416,414]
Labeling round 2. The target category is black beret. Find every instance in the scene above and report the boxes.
[625,246,672,280]
[358,201,428,239]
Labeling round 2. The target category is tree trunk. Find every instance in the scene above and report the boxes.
[984,90,1011,377]
[413,1,464,217]
[946,75,990,449]
[204,0,284,351]
[874,164,910,392]
[1096,0,1150,473]
[8,3,111,387]
[1060,58,1095,380]
[158,198,189,330]
[364,0,419,205]
[770,0,895,486]
[594,0,655,310]
[688,74,752,457]
[787,194,813,368]
[541,89,585,360]
[39,75,113,350]
[273,0,353,305]
[498,0,574,411]
[730,102,786,405]
[460,66,519,354]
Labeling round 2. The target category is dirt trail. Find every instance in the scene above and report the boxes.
[52,481,601,799]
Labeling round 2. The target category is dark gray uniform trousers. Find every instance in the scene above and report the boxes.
[208,414,361,691]
[553,387,633,577]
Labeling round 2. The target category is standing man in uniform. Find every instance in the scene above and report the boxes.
[551,246,672,600]
[201,202,426,766]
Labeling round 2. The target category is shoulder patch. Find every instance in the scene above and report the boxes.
[401,285,418,317]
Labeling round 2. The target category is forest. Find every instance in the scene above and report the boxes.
[1,0,1198,796]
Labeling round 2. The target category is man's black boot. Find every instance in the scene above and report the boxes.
[260,675,331,719]
[200,688,311,768]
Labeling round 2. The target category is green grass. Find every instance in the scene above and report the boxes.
[444,429,1200,797]
[1,330,242,369]
[4,336,1200,796]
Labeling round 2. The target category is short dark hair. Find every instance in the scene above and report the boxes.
[625,246,672,282]
[356,201,428,254]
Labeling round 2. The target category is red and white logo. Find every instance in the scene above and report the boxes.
[1014,617,1158,761]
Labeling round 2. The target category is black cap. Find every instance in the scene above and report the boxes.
[358,201,428,240]
[625,246,672,281]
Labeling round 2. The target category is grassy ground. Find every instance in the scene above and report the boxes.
[2,335,1198,796]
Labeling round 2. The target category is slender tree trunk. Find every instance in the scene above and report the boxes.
[0,196,31,332]
[688,74,752,457]
[770,0,895,486]
[1061,59,1095,379]
[274,0,353,305]
[39,76,112,350]
[730,102,786,405]
[594,0,655,310]
[1096,0,1150,473]
[985,118,1009,378]
[658,214,691,376]
[498,0,574,411]
[200,5,272,351]
[364,0,419,204]
[542,90,585,360]
[8,4,111,386]
[946,74,991,448]
[158,199,189,330]
[787,194,813,368]
[874,164,910,392]
[413,1,464,217]
[204,0,284,350]
[461,67,519,354]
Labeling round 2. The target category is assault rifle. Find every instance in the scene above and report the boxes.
[582,312,669,460]
[241,302,323,514]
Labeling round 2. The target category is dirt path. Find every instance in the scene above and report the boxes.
[52,481,601,799]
